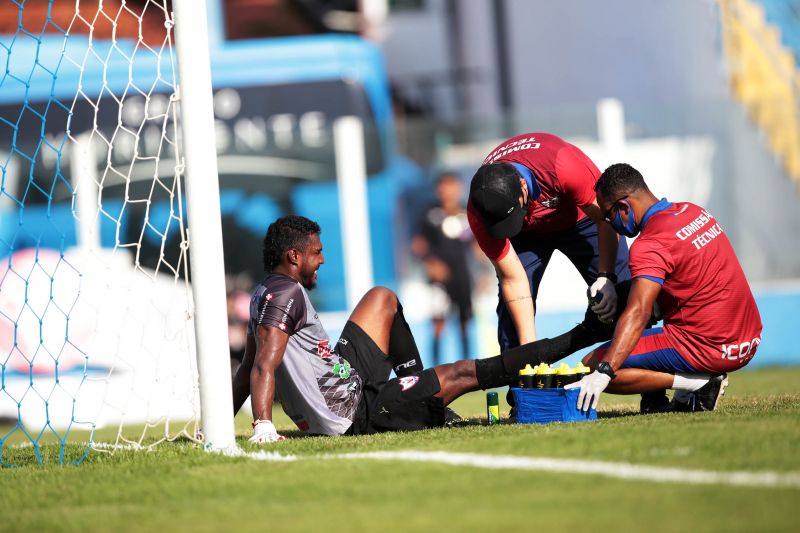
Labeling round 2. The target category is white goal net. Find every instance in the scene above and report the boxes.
[0,0,215,464]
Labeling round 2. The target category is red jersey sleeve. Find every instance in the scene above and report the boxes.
[554,144,600,208]
[467,200,510,261]
[630,237,675,281]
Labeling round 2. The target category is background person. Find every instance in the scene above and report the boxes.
[411,171,475,364]
[468,132,630,352]
[565,163,763,413]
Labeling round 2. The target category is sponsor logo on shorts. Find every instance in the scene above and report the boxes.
[395,360,417,371]
[338,338,349,346]
[278,322,286,331]
[398,376,420,391]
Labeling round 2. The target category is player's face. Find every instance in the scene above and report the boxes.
[436,177,462,207]
[298,233,324,290]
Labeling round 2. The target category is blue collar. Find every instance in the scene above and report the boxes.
[509,162,542,201]
[640,198,672,230]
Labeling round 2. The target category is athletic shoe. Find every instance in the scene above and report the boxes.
[443,407,479,428]
[670,374,729,412]
[640,390,670,414]
[443,407,463,427]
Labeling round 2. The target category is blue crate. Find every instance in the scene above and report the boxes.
[511,387,597,424]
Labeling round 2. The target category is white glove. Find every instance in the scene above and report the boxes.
[588,277,617,322]
[564,370,611,412]
[249,420,285,444]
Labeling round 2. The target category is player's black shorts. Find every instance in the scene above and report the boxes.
[337,321,445,435]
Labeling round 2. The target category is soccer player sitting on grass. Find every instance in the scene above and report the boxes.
[232,215,610,443]
[564,163,763,414]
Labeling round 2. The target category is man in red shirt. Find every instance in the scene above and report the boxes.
[468,133,630,351]
[565,163,763,412]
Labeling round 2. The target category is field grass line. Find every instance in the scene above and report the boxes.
[238,449,800,489]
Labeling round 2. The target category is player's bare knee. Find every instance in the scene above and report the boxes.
[362,286,398,311]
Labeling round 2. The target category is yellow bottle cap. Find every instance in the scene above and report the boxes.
[539,364,556,375]
[556,363,573,375]
[518,363,536,376]
[574,362,591,374]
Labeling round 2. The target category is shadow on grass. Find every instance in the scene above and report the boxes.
[597,409,640,420]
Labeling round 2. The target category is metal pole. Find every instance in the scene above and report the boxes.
[492,0,513,112]
[172,0,236,451]
[71,133,101,251]
[334,116,374,310]
[597,98,627,163]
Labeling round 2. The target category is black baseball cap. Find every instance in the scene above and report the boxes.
[470,162,537,239]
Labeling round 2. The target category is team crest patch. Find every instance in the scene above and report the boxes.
[398,376,420,391]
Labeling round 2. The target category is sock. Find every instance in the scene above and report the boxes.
[671,373,710,392]
[473,321,617,390]
[389,303,424,377]
[473,337,561,390]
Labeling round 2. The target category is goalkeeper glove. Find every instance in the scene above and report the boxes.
[249,419,285,444]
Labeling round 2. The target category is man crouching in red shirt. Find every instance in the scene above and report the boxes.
[565,163,763,413]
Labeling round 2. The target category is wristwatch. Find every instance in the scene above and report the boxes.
[597,271,618,284]
[596,361,617,380]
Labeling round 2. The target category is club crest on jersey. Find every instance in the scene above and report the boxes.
[317,340,333,358]
[278,322,286,331]
[398,376,420,392]
[265,293,273,301]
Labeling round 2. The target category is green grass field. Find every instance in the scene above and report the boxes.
[3,367,800,532]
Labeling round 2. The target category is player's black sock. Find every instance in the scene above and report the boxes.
[389,303,424,377]
[474,321,612,390]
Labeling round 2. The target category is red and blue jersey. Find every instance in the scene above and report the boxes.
[467,132,600,261]
[630,201,762,373]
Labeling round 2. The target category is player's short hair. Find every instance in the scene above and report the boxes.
[262,215,321,272]
[595,163,648,200]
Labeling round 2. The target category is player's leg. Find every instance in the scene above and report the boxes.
[580,328,728,411]
[458,317,470,360]
[497,233,553,351]
[345,286,423,377]
[559,217,631,287]
[431,316,444,366]
[445,274,473,360]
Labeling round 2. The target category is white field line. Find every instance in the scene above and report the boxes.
[239,449,800,490]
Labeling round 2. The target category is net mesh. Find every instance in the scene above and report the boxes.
[0,0,200,465]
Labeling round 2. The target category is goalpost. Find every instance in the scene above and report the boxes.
[0,0,235,464]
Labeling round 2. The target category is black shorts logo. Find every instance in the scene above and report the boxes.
[398,376,420,391]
